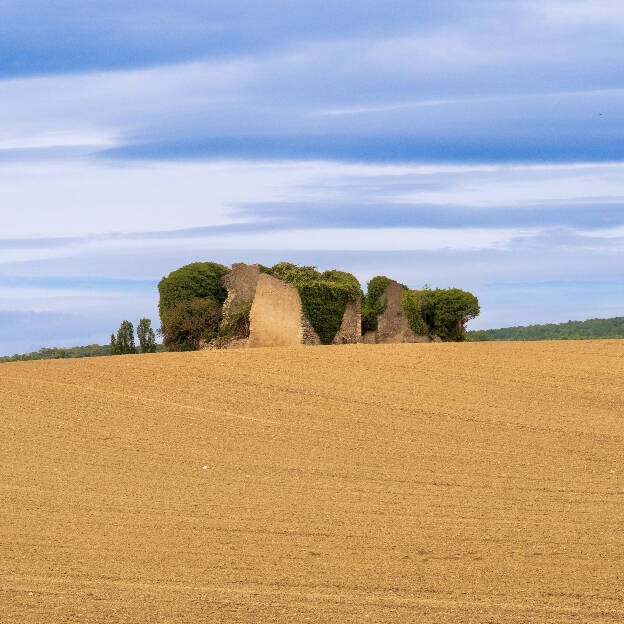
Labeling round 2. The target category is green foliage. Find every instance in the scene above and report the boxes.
[159,297,222,351]
[466,316,624,342]
[402,289,433,336]
[466,330,490,342]
[269,262,320,284]
[429,289,480,341]
[266,262,362,344]
[110,333,119,355]
[137,318,157,353]
[158,262,229,312]
[219,300,252,339]
[361,276,399,333]
[298,281,350,344]
[114,320,137,354]
[361,278,478,341]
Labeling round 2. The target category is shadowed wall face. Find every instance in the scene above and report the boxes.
[222,263,260,317]
[333,299,362,345]
[248,274,303,347]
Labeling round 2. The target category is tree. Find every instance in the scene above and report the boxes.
[158,262,229,312]
[137,318,157,353]
[113,320,136,355]
[110,333,119,355]
[430,289,480,341]
[159,298,222,351]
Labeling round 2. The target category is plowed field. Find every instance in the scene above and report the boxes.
[1,341,623,623]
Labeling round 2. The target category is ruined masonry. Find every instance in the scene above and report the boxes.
[214,262,433,348]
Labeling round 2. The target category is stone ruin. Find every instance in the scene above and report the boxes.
[361,281,434,345]
[210,262,434,349]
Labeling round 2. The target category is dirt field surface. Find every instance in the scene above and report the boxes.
[1,341,623,623]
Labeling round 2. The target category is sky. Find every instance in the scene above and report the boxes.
[1,0,623,354]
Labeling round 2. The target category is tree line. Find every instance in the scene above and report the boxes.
[0,318,163,363]
[467,316,624,341]
[0,344,112,363]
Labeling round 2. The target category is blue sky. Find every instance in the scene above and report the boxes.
[1,0,623,354]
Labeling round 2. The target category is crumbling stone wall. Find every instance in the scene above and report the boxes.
[217,264,430,349]
[332,299,361,344]
[222,263,260,317]
[248,274,306,347]
[301,315,322,345]
[363,282,432,344]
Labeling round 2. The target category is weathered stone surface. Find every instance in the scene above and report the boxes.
[222,263,260,317]
[216,265,434,348]
[370,282,432,344]
[361,330,376,344]
[300,314,322,345]
[333,299,362,344]
[248,274,305,347]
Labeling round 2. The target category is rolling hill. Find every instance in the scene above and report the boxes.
[1,342,622,623]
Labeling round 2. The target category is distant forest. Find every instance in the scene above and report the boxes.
[0,343,165,363]
[467,316,624,342]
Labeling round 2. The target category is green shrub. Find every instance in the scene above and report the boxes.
[158,262,229,312]
[269,262,320,284]
[429,288,480,341]
[267,262,362,344]
[402,289,433,336]
[159,298,222,351]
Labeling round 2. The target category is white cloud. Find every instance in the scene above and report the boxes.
[0,130,117,150]
[533,0,624,26]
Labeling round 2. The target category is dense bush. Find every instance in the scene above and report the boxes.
[267,262,362,344]
[158,262,229,312]
[361,276,401,333]
[158,262,229,351]
[429,288,480,341]
[159,298,222,351]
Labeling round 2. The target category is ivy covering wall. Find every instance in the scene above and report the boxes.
[361,275,404,333]
[267,263,362,345]
[156,260,480,350]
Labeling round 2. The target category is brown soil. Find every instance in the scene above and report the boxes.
[1,341,623,623]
